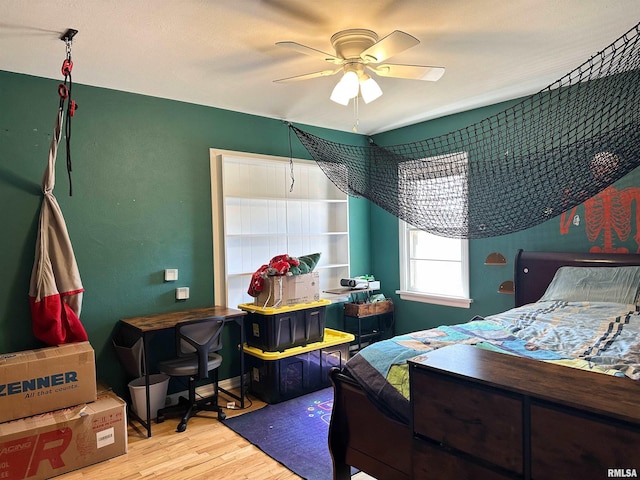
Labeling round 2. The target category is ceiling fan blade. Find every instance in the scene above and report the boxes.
[360,30,419,63]
[274,68,341,83]
[276,41,343,64]
[368,64,445,81]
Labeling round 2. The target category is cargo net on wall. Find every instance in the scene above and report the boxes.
[289,22,640,239]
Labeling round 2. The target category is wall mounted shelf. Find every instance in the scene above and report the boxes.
[498,280,514,294]
[485,252,507,265]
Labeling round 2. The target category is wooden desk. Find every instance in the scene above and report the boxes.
[120,306,247,437]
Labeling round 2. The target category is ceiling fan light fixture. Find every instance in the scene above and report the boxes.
[277,28,446,110]
[330,70,359,105]
[359,75,383,103]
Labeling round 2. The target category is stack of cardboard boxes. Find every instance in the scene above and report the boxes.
[0,342,128,479]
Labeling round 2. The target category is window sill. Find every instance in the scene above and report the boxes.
[395,290,473,308]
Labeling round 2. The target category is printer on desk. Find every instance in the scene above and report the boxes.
[339,276,381,291]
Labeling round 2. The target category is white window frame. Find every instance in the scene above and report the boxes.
[395,151,472,308]
[397,223,471,308]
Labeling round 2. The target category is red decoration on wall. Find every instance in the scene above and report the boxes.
[560,186,640,253]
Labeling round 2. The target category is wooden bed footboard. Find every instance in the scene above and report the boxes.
[329,368,411,480]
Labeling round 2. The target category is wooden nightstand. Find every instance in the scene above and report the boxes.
[342,300,394,354]
[408,344,640,480]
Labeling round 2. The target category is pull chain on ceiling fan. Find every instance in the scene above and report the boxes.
[274,28,445,106]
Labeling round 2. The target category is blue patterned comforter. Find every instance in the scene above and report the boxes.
[344,301,640,423]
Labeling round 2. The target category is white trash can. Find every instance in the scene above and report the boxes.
[128,374,169,421]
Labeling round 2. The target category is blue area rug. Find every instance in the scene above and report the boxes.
[223,387,340,480]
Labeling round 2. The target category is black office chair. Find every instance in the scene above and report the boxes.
[156,316,226,432]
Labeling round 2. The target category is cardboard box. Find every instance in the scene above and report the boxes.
[254,271,320,308]
[0,342,97,423]
[0,389,127,480]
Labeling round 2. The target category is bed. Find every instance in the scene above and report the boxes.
[328,250,640,480]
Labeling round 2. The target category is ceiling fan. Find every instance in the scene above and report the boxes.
[274,28,445,105]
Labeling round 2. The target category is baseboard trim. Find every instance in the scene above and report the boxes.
[165,374,245,406]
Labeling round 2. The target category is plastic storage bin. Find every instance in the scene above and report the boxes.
[239,299,330,351]
[245,328,354,403]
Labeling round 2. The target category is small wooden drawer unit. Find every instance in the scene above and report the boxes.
[409,344,640,480]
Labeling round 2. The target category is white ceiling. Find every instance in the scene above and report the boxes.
[1,1,639,135]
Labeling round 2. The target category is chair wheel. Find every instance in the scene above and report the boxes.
[156,414,165,424]
[218,411,226,421]
[176,422,187,433]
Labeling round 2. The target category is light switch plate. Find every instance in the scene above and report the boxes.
[164,269,178,281]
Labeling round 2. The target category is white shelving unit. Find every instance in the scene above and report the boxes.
[211,150,350,308]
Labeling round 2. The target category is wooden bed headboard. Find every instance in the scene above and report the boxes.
[514,249,640,307]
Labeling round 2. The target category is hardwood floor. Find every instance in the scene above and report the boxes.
[57,390,302,480]
[53,387,379,480]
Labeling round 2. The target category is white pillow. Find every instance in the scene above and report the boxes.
[539,266,640,304]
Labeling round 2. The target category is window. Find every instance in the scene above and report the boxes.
[397,223,471,307]
[210,149,350,308]
[396,152,472,308]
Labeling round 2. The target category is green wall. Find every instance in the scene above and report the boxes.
[0,70,369,398]
[371,100,640,334]
[2,68,637,398]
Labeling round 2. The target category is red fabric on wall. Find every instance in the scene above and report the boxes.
[29,109,87,345]
[29,292,87,344]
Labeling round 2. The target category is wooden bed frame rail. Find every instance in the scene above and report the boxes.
[329,369,411,480]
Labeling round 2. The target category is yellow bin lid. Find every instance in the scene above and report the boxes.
[242,328,355,360]
[238,298,331,315]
